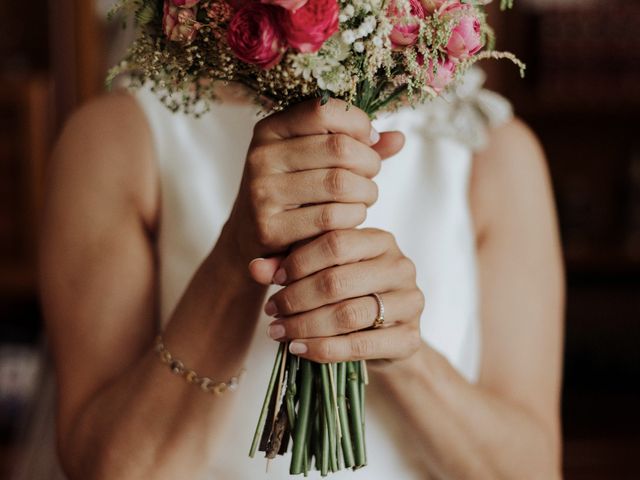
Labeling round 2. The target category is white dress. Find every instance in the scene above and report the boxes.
[11,70,512,480]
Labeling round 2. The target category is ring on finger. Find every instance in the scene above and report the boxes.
[370,292,385,329]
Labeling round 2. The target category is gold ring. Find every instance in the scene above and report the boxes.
[370,293,385,328]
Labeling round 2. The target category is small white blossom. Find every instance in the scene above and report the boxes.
[372,36,383,47]
[341,30,356,44]
[344,4,355,16]
[316,64,350,94]
[353,41,365,53]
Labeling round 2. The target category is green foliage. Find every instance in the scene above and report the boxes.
[501,0,515,9]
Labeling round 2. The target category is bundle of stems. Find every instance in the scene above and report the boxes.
[249,342,368,475]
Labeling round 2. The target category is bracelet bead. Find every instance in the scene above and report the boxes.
[154,335,245,396]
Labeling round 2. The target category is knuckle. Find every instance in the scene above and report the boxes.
[287,252,307,279]
[382,230,396,247]
[334,302,363,332]
[315,340,334,363]
[399,256,417,279]
[247,145,269,168]
[355,203,367,224]
[327,134,350,159]
[318,269,346,299]
[277,292,295,316]
[351,336,374,359]
[248,177,271,204]
[324,168,348,199]
[324,230,347,262]
[254,216,273,247]
[289,317,308,339]
[317,203,339,230]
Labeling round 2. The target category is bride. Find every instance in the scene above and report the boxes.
[17,68,564,479]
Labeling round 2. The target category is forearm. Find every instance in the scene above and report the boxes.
[63,225,267,480]
[371,343,561,480]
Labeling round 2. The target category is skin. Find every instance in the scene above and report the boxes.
[41,91,564,479]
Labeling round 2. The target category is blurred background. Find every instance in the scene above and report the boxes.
[1,0,639,478]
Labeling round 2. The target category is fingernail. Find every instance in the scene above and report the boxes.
[267,324,286,340]
[289,342,308,355]
[264,300,278,316]
[272,268,287,285]
[248,258,264,270]
[370,127,380,145]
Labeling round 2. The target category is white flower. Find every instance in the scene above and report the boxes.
[372,36,383,47]
[353,41,365,53]
[322,34,351,62]
[344,4,355,17]
[341,30,356,44]
[316,64,350,94]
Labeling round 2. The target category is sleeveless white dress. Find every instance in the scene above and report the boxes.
[11,70,512,480]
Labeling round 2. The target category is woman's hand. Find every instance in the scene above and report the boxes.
[250,228,425,363]
[225,98,405,264]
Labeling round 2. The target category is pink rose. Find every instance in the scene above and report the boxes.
[227,4,285,69]
[172,0,200,7]
[261,0,308,11]
[419,0,446,13]
[163,3,199,44]
[279,0,339,53]
[388,0,426,48]
[421,57,456,93]
[442,4,483,60]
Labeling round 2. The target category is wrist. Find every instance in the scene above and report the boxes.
[369,342,436,389]
[209,221,260,283]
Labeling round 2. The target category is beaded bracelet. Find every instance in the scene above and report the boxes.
[153,335,245,395]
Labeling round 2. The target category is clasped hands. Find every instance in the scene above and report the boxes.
[228,98,425,365]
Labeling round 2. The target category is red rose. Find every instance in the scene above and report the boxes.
[261,0,308,11]
[279,0,339,53]
[227,4,285,69]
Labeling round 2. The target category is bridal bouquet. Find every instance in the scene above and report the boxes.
[110,0,522,475]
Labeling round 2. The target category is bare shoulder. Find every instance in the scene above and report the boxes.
[469,117,552,242]
[50,90,158,228]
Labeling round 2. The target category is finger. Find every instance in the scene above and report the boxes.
[267,255,416,316]
[275,229,395,285]
[269,169,379,209]
[258,133,382,178]
[372,131,405,161]
[253,98,377,147]
[248,257,283,285]
[267,289,424,340]
[267,203,367,249]
[287,324,422,363]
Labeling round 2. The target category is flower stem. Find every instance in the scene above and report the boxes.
[337,362,355,468]
[346,361,366,468]
[290,359,313,474]
[320,364,339,473]
[321,402,329,476]
[249,342,284,458]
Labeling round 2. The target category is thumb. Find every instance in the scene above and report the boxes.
[372,131,405,161]
[248,256,283,285]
